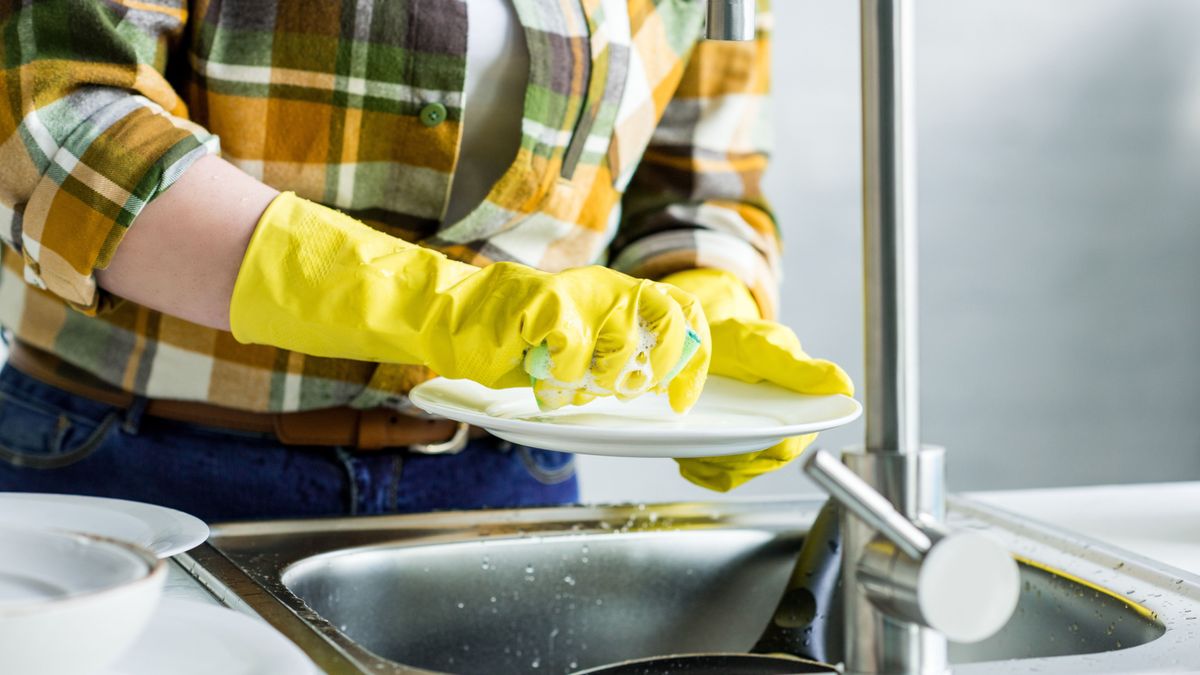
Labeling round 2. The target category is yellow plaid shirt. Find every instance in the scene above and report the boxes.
[0,0,780,412]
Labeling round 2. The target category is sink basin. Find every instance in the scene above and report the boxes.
[179,498,1200,674]
[284,529,802,673]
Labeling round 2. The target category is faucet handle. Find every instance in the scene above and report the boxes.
[857,526,1020,643]
[804,449,934,558]
[803,449,1020,643]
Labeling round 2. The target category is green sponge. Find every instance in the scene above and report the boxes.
[524,327,701,393]
[665,327,702,383]
[524,342,555,383]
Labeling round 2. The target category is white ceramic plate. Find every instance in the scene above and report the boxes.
[0,493,208,558]
[104,598,320,675]
[409,375,862,458]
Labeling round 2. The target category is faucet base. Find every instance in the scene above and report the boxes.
[841,446,949,675]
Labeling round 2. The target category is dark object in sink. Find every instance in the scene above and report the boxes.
[573,653,835,674]
[752,499,843,663]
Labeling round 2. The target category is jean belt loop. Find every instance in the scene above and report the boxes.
[121,395,149,435]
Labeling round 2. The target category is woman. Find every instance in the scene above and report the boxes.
[0,0,850,521]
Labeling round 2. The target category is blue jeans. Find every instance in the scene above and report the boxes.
[0,364,578,522]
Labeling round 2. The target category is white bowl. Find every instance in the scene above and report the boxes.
[0,526,166,675]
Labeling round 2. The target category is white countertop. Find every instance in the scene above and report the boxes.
[969,480,1200,575]
[165,559,223,606]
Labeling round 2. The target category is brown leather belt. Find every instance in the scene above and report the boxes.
[6,341,481,452]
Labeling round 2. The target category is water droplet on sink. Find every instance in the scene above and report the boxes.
[564,575,576,586]
[457,602,465,609]
[531,657,541,668]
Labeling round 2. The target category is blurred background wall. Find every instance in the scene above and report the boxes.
[578,0,1200,503]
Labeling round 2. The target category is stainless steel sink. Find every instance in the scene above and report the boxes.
[178,497,1200,674]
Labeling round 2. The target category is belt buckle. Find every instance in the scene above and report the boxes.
[409,422,470,455]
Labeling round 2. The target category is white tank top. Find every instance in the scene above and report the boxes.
[443,0,529,224]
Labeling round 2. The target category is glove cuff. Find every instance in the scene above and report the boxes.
[228,191,471,365]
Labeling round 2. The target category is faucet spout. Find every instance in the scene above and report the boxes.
[862,0,920,458]
[704,0,756,41]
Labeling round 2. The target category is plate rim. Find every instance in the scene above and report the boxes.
[409,376,863,444]
[484,429,797,458]
[0,493,209,558]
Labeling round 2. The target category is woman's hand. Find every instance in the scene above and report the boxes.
[230,193,711,412]
[662,269,853,491]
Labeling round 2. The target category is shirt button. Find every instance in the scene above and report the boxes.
[419,102,447,127]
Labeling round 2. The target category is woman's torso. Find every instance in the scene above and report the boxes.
[0,0,710,412]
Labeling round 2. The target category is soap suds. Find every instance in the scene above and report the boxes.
[530,322,661,409]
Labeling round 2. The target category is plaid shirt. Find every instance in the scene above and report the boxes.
[0,0,780,412]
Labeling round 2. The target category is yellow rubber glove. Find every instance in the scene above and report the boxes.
[230,193,710,412]
[662,268,854,491]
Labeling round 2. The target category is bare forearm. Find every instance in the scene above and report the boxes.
[96,155,279,331]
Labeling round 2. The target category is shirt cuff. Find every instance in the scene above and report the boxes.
[610,202,781,319]
[16,96,219,314]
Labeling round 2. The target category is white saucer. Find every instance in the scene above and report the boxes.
[409,375,862,458]
[104,598,319,675]
[0,493,208,558]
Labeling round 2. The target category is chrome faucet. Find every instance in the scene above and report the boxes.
[703,0,1022,671]
[700,2,1019,669]
[704,0,756,41]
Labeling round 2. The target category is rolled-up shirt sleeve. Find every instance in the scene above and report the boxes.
[0,0,218,313]
[609,0,781,319]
